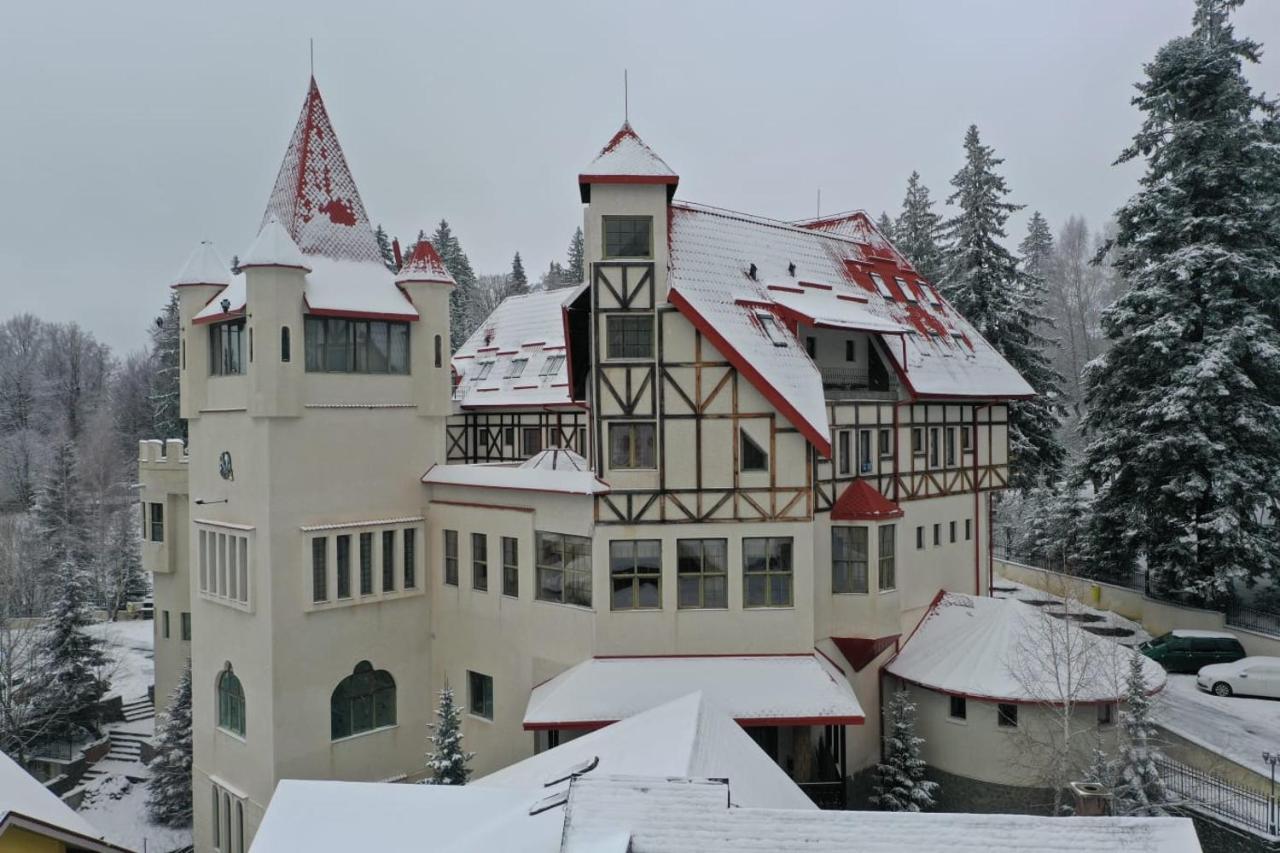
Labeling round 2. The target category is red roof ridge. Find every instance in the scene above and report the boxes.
[830,479,904,521]
[395,239,456,286]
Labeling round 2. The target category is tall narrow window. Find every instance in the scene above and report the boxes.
[382,530,395,592]
[743,537,793,608]
[929,428,940,467]
[609,539,662,610]
[217,664,245,736]
[805,336,817,358]
[832,527,869,594]
[180,612,191,641]
[150,503,164,542]
[838,430,851,476]
[212,789,219,848]
[336,535,351,599]
[933,523,941,547]
[878,428,892,458]
[961,425,972,453]
[162,610,170,639]
[602,215,653,258]
[945,428,957,467]
[965,519,972,541]
[502,536,519,597]
[950,521,957,543]
[312,537,328,602]
[280,326,291,362]
[472,533,488,591]
[879,524,897,591]
[677,539,727,609]
[403,528,417,589]
[359,532,373,595]
[845,339,856,362]
[210,320,246,376]
[434,335,442,368]
[741,429,768,472]
[444,530,458,586]
[912,427,924,456]
[468,670,494,720]
[858,430,872,473]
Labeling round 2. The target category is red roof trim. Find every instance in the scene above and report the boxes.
[305,307,419,322]
[577,174,680,186]
[512,384,538,390]
[766,284,805,295]
[670,287,831,458]
[836,293,869,304]
[191,310,245,326]
[798,281,834,291]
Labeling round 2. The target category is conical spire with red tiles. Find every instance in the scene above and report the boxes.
[261,77,382,264]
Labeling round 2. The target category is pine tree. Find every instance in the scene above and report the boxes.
[230,255,241,275]
[509,252,529,296]
[148,294,183,442]
[147,661,193,827]
[429,220,479,351]
[1019,211,1056,289]
[540,261,570,290]
[374,225,399,272]
[40,558,107,739]
[32,440,88,584]
[1113,654,1166,816]
[941,125,1065,489]
[871,690,938,812]
[566,227,585,284]
[103,506,146,620]
[893,172,945,284]
[423,684,473,785]
[876,212,895,242]
[1080,0,1280,600]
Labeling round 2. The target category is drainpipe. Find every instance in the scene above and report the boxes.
[973,404,984,596]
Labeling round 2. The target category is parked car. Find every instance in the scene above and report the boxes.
[1139,630,1245,673]
[1197,657,1280,698]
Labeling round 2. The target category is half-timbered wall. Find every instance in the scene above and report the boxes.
[446,409,589,464]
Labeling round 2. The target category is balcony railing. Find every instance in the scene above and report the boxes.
[819,367,897,401]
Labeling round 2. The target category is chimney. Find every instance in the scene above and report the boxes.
[1069,782,1112,816]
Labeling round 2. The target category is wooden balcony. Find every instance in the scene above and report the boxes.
[819,366,898,401]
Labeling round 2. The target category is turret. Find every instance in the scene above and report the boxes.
[171,241,233,421]
[396,240,455,418]
[240,217,310,418]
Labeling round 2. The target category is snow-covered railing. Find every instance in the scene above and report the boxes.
[1156,755,1277,838]
[818,366,897,400]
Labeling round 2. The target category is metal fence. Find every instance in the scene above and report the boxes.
[1155,756,1277,838]
[1225,602,1280,637]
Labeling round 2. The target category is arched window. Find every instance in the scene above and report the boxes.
[281,326,291,363]
[330,660,396,739]
[217,664,245,736]
[434,334,442,368]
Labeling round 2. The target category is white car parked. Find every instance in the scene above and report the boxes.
[1196,656,1280,698]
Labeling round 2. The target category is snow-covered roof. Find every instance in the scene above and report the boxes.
[239,216,311,271]
[261,76,383,265]
[521,448,589,471]
[579,122,678,182]
[251,693,812,853]
[1168,629,1239,640]
[559,775,1203,853]
[451,287,584,409]
[421,461,607,496]
[171,240,231,288]
[0,751,116,847]
[523,654,864,730]
[886,593,1166,704]
[666,204,1033,456]
[395,240,456,286]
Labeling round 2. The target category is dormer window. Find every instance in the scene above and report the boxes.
[924,284,942,306]
[506,358,528,379]
[603,216,653,259]
[895,277,917,302]
[869,273,893,300]
[757,313,789,347]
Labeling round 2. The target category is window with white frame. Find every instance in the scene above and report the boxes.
[536,531,592,607]
[197,525,251,609]
[878,524,896,591]
[743,537,793,608]
[304,521,424,609]
[832,526,869,594]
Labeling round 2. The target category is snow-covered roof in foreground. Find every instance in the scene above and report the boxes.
[886,593,1166,703]
[579,122,677,181]
[172,240,231,288]
[0,750,110,843]
[451,286,584,409]
[523,654,864,729]
[240,216,310,271]
[560,776,1203,853]
[422,461,607,496]
[1168,629,1239,640]
[251,694,812,853]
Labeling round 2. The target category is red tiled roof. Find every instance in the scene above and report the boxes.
[830,479,903,521]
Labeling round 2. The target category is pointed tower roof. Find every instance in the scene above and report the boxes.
[241,216,311,271]
[579,122,678,202]
[261,77,382,264]
[395,240,456,286]
[172,240,231,288]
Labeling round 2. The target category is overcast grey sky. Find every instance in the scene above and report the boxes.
[2,0,1278,354]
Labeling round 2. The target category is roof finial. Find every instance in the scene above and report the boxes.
[310,38,314,77]
[624,69,629,124]
[816,188,821,219]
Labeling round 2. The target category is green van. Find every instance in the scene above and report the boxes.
[1139,630,1246,674]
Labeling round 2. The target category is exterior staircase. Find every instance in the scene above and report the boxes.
[120,695,154,724]
[105,730,148,763]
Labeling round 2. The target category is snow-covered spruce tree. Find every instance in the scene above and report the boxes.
[1113,653,1166,816]
[148,293,183,442]
[509,252,529,296]
[875,212,895,242]
[566,226,585,284]
[32,439,88,587]
[871,690,937,812]
[104,505,146,620]
[374,224,399,272]
[893,171,945,284]
[1080,0,1280,601]
[430,220,479,350]
[147,661,193,826]
[423,684,473,785]
[941,126,1065,490]
[40,557,107,739]
[1019,212,1056,299]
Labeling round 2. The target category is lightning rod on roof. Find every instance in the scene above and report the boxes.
[816,188,821,219]
[310,38,314,76]
[624,69,629,123]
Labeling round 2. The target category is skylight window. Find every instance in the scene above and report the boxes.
[756,313,789,347]
[895,277,917,302]
[540,354,566,376]
[924,284,942,306]
[505,357,528,379]
[869,273,893,300]
[474,361,494,381]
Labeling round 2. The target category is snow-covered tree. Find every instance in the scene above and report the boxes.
[102,505,146,620]
[0,518,57,766]
[430,220,479,350]
[875,212,895,242]
[147,660,193,826]
[508,252,529,297]
[566,226,585,284]
[148,294,182,442]
[539,261,571,290]
[32,440,88,585]
[871,690,937,811]
[40,558,107,739]
[423,684,473,785]
[374,224,399,272]
[1113,653,1166,816]
[1019,212,1056,293]
[893,172,945,283]
[941,125,1064,489]
[1080,0,1280,601]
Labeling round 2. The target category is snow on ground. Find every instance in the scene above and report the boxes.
[86,618,154,702]
[78,773,191,853]
[1155,674,1280,780]
[990,579,1152,645]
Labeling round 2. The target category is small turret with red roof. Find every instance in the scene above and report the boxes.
[578,121,679,202]
[396,240,455,287]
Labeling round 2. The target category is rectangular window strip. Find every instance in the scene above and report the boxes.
[677,539,727,609]
[832,527,869,594]
[610,539,661,610]
[336,535,352,599]
[536,531,592,607]
[879,524,897,591]
[743,537,793,608]
[303,316,410,375]
[197,527,251,608]
[359,532,374,596]
[382,530,395,592]
[444,530,459,586]
[502,537,518,598]
[306,521,422,607]
[472,533,488,591]
[403,528,416,589]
